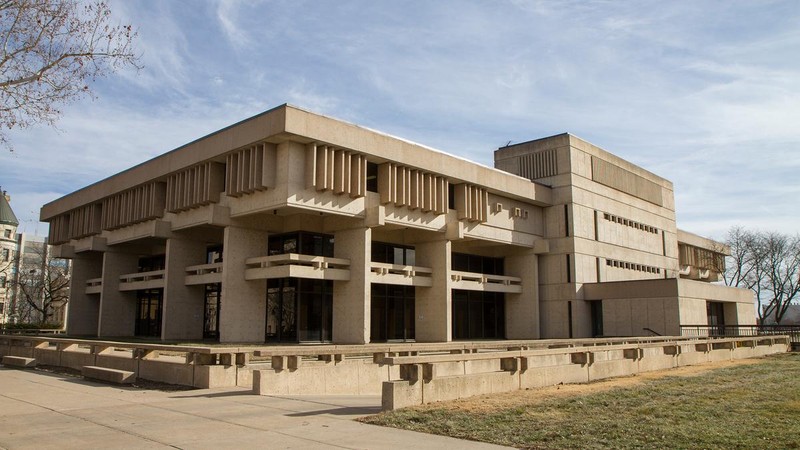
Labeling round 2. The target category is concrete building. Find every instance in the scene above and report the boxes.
[1,191,20,324]
[0,191,69,326]
[40,104,755,343]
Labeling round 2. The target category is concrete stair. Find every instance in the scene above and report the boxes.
[81,366,135,385]
[2,356,37,369]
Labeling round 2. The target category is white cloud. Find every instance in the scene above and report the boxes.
[110,1,192,94]
[4,0,799,240]
[286,82,339,115]
[216,1,252,49]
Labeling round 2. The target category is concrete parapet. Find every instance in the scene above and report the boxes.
[378,335,791,410]
[0,335,252,389]
[0,335,791,397]
[253,356,393,396]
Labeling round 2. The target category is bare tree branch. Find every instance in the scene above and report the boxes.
[6,240,69,325]
[0,0,140,150]
[724,227,800,324]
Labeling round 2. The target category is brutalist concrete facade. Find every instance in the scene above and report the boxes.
[40,104,755,343]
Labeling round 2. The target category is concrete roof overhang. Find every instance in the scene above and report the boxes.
[41,104,552,221]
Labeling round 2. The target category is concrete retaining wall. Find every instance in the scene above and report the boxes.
[3,335,789,398]
[378,336,790,410]
[254,357,399,395]
[0,337,247,389]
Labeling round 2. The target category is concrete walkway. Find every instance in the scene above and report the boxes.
[0,367,507,449]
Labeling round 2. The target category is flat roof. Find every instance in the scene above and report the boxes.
[41,104,554,220]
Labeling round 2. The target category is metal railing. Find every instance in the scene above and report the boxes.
[0,328,64,335]
[681,325,800,343]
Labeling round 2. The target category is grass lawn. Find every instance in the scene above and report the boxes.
[360,353,800,449]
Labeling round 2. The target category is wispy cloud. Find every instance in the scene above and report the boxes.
[111,1,191,95]
[215,1,252,49]
[2,0,799,239]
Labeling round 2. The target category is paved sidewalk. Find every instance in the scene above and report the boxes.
[0,367,507,449]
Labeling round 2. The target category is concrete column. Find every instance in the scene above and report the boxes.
[333,227,371,344]
[220,226,268,343]
[66,253,103,336]
[505,251,540,339]
[97,251,138,337]
[415,239,451,342]
[161,238,206,340]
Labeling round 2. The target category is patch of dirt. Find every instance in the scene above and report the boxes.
[36,364,82,378]
[427,358,763,413]
[131,378,196,392]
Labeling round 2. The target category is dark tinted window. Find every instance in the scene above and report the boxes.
[371,241,415,265]
[367,162,378,193]
[268,232,334,257]
[451,253,504,275]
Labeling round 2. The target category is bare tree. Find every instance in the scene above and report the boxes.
[723,227,800,324]
[7,242,69,325]
[761,232,800,324]
[0,0,140,149]
[719,226,755,287]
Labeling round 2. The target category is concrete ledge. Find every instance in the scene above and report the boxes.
[82,365,135,385]
[2,356,36,369]
[378,336,791,410]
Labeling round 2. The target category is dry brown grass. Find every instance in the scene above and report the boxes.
[362,354,800,449]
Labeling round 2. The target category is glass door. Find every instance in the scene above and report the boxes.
[135,289,163,337]
[203,283,221,340]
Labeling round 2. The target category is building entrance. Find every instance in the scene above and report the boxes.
[204,283,221,340]
[135,289,162,337]
[452,290,505,340]
[707,301,725,335]
[590,300,604,337]
[266,278,332,343]
[371,284,415,342]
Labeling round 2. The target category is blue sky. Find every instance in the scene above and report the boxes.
[1,0,799,239]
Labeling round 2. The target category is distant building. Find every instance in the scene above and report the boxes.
[0,191,68,326]
[0,191,19,324]
[41,104,754,343]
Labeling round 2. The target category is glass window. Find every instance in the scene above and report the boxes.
[451,290,505,340]
[371,241,388,264]
[206,245,223,264]
[452,253,468,272]
[371,283,415,342]
[393,247,405,265]
[283,237,297,254]
[590,301,603,337]
[135,289,163,337]
[448,183,455,210]
[405,248,415,266]
[452,253,504,275]
[203,283,221,340]
[268,232,334,257]
[138,255,165,272]
[371,241,415,265]
[266,278,332,343]
[366,162,378,193]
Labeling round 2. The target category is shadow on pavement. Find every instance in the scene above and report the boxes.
[285,405,382,417]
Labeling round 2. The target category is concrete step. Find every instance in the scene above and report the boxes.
[2,356,37,369]
[81,365,135,385]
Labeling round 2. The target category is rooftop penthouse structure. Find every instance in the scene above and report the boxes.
[41,104,754,343]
